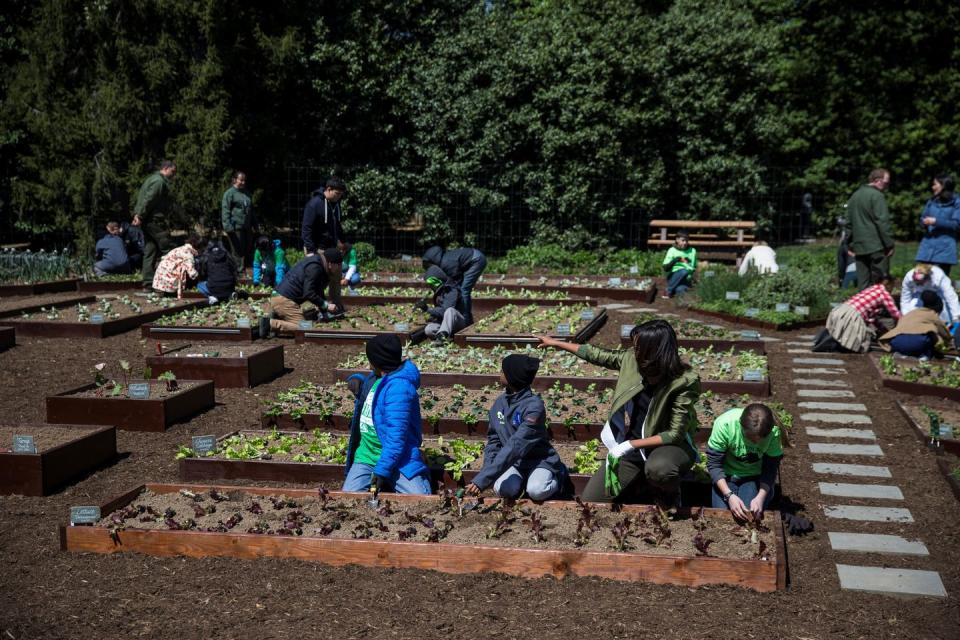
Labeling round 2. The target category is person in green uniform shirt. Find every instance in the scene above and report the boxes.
[846,168,894,290]
[706,403,784,521]
[133,160,176,288]
[661,231,697,298]
[342,334,432,494]
[221,170,256,272]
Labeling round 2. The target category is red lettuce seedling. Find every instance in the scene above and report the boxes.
[485,507,516,540]
[180,489,204,502]
[269,496,298,510]
[397,526,417,541]
[223,513,243,530]
[208,489,229,503]
[693,531,713,556]
[248,502,263,515]
[376,500,394,517]
[522,510,546,543]
[192,504,206,519]
[640,506,671,547]
[610,516,634,551]
[353,523,373,539]
[247,521,270,535]
[317,488,330,510]
[163,507,176,519]
[165,518,182,530]
[574,497,599,546]
[426,522,454,543]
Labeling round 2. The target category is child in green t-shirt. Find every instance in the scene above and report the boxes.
[706,404,783,521]
[340,246,361,289]
[661,231,697,298]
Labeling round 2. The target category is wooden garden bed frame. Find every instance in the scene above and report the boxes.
[141,322,259,342]
[453,308,608,348]
[1,298,205,339]
[870,356,960,403]
[333,368,770,396]
[59,482,787,592]
[0,424,117,496]
[689,307,825,331]
[145,345,285,388]
[894,400,960,457]
[293,324,427,346]
[47,381,215,432]
[0,278,79,296]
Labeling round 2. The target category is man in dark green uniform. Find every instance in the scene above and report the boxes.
[846,168,894,290]
[133,160,177,287]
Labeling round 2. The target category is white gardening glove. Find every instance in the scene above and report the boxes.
[608,439,635,459]
[600,421,618,451]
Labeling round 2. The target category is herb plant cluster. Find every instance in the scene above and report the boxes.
[688,269,836,323]
[0,249,75,284]
[879,355,960,389]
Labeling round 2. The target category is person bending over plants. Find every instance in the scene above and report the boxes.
[538,319,701,509]
[264,249,341,334]
[152,233,206,298]
[422,244,487,324]
[661,230,697,298]
[816,273,900,353]
[342,334,432,495]
[415,266,468,342]
[879,290,953,360]
[706,403,783,522]
[464,354,571,501]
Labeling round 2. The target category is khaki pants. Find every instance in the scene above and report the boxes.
[265,295,304,333]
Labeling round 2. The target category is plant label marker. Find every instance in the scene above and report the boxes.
[192,435,217,456]
[89,313,105,324]
[12,435,37,454]
[70,506,100,526]
[744,307,760,318]
[400,254,412,262]
[775,303,790,312]
[704,270,716,277]
[725,291,740,301]
[579,309,596,321]
[625,278,637,287]
[393,323,410,332]
[555,323,571,337]
[629,265,639,274]
[741,330,761,340]
[620,324,634,338]
[236,317,251,329]
[607,277,622,286]
[939,424,954,439]
[742,369,765,382]
[128,382,151,399]
[794,305,810,316]
[298,320,314,330]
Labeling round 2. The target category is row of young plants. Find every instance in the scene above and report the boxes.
[91,360,179,396]
[19,293,183,321]
[879,354,960,389]
[467,303,596,334]
[630,313,751,341]
[155,299,263,327]
[345,285,570,300]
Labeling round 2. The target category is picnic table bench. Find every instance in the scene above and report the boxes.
[648,219,757,262]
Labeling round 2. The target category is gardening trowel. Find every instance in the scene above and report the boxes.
[367,480,380,510]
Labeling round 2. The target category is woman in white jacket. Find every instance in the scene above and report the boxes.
[738,242,779,276]
[900,263,960,326]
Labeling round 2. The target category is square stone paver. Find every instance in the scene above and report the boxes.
[812,463,891,478]
[828,532,928,556]
[801,412,872,424]
[799,401,867,411]
[794,378,849,387]
[805,427,876,440]
[824,505,912,522]
[819,482,904,500]
[809,442,884,456]
[798,389,855,398]
[793,357,846,365]
[836,564,946,598]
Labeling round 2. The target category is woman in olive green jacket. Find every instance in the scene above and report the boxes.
[538,319,700,505]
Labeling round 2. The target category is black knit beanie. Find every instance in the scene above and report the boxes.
[921,289,944,315]
[323,248,343,264]
[366,334,403,372]
[502,354,540,391]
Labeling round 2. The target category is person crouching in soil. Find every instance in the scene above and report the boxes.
[706,403,783,522]
[822,273,901,352]
[342,334,432,495]
[464,354,570,501]
[152,233,206,298]
[538,319,700,508]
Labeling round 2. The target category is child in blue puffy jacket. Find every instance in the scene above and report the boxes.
[252,236,288,288]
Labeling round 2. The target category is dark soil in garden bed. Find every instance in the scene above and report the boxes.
[66,380,205,399]
[0,292,96,314]
[0,302,957,639]
[0,425,103,452]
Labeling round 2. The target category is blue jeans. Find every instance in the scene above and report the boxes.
[460,250,487,324]
[493,466,559,501]
[889,333,935,359]
[197,281,211,296]
[341,266,361,286]
[666,268,692,296]
[342,462,432,495]
[712,476,774,510]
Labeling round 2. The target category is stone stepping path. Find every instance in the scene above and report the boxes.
[800,412,872,424]
[786,341,812,347]
[792,357,846,365]
[602,303,633,310]
[783,351,946,597]
[824,505,913,523]
[805,427,875,440]
[819,482,904,500]
[795,334,817,340]
[809,442,884,456]
[793,378,849,387]
[787,348,814,353]
[828,532,928,556]
[835,565,946,598]
[798,401,867,411]
[812,462,891,478]
[797,389,855,398]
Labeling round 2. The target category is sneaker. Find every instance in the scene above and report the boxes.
[433,330,450,343]
[661,293,672,299]
[207,296,219,305]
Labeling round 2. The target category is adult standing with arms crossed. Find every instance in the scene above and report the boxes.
[221,170,256,273]
[302,176,349,312]
[915,173,960,276]
[132,160,176,290]
[846,168,895,289]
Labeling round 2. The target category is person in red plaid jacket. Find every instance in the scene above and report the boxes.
[823,273,900,352]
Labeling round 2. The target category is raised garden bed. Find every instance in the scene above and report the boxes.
[873,354,960,402]
[142,299,266,342]
[618,313,766,354]
[894,400,960,457]
[293,303,428,345]
[0,326,14,351]
[47,380,215,432]
[145,344,285,388]
[0,424,117,496]
[60,482,786,591]
[0,278,79,296]
[0,295,99,319]
[367,274,658,302]
[454,304,607,347]
[0,294,202,338]
[688,305,825,331]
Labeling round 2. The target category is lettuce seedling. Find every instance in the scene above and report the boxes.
[269,496,298,510]
[247,521,270,535]
[522,510,546,543]
[157,370,178,392]
[426,522,454,543]
[209,489,229,502]
[192,504,206,519]
[248,502,263,515]
[693,531,713,556]
[397,526,418,541]
[610,516,634,551]
[640,506,671,547]
[223,513,243,530]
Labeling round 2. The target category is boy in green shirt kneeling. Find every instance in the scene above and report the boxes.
[706,404,783,521]
[662,231,697,298]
